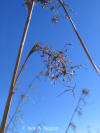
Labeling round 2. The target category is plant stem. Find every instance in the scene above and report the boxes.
[5,97,22,133]
[57,0,100,76]
[65,93,83,133]
[0,1,35,133]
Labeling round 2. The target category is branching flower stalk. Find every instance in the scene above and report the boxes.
[0,1,35,133]
[5,42,79,132]
[16,42,79,87]
[57,0,100,76]
[65,89,89,133]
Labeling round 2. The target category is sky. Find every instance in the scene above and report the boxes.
[0,0,100,133]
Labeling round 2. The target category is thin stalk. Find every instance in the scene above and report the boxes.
[0,1,35,133]
[57,0,100,76]
[5,98,22,133]
[16,44,38,82]
[65,93,83,133]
